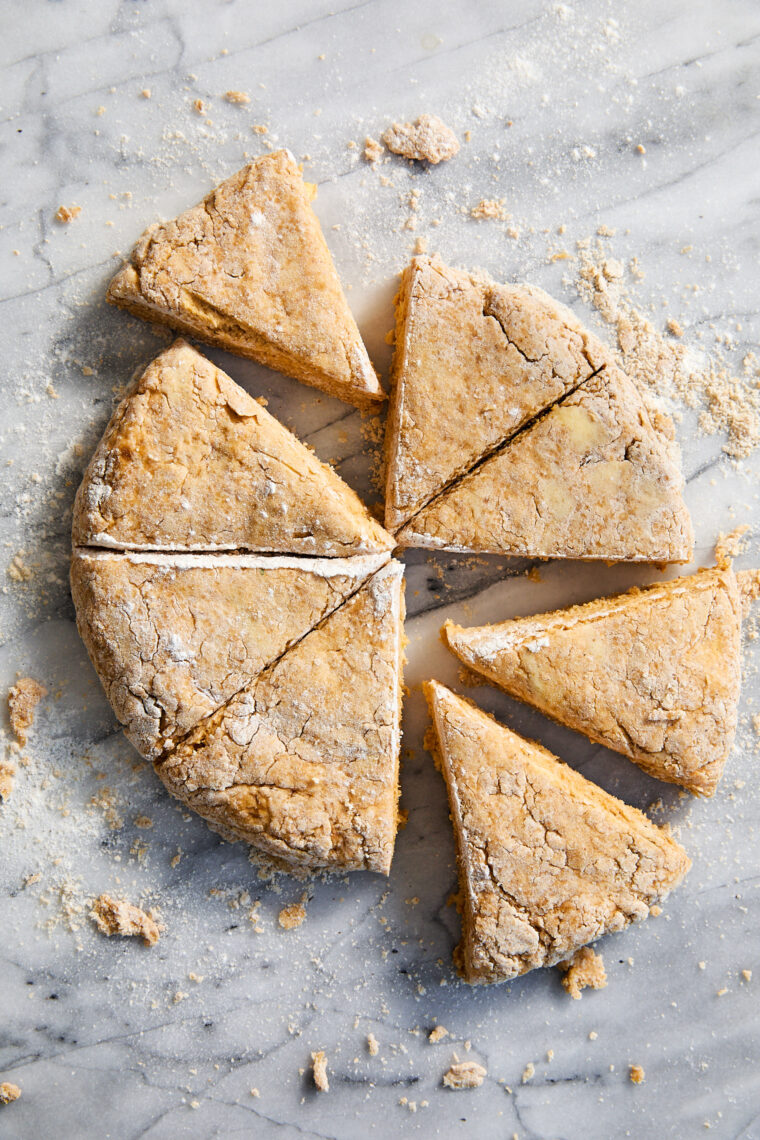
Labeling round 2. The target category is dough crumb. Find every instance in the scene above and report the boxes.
[8,678,47,745]
[90,894,162,946]
[443,1061,486,1089]
[278,902,307,929]
[522,1062,535,1083]
[666,317,684,337]
[0,1083,21,1105]
[471,198,508,221]
[559,947,608,1000]
[225,90,250,104]
[55,204,81,223]
[364,136,384,163]
[629,1064,645,1085]
[367,1032,379,1056]
[382,114,459,164]
[0,759,15,802]
[311,1050,329,1092]
[742,969,752,982]
[250,1087,260,1097]
[715,524,751,569]
[428,1025,449,1043]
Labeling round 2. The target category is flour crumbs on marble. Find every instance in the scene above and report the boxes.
[575,236,760,460]
[8,677,47,745]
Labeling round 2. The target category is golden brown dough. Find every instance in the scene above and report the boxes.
[385,255,602,531]
[425,681,690,985]
[71,548,387,760]
[107,152,383,408]
[73,340,392,556]
[155,561,404,874]
[443,566,741,796]
[397,363,693,561]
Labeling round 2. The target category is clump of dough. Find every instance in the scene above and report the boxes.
[8,678,47,745]
[278,903,306,930]
[311,1050,329,1091]
[382,115,459,163]
[442,1061,486,1089]
[629,1064,645,1084]
[0,1083,21,1105]
[364,136,384,163]
[90,894,162,946]
[559,946,608,999]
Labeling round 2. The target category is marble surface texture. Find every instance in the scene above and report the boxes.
[2,2,760,1137]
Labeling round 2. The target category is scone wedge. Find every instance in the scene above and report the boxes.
[424,681,690,984]
[443,565,742,796]
[73,340,392,556]
[396,364,693,561]
[107,152,383,408]
[385,255,604,531]
[386,255,692,562]
[156,560,405,874]
[71,549,388,760]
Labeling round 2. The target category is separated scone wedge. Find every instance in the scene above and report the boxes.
[443,566,742,796]
[107,152,383,408]
[71,549,388,760]
[424,681,690,985]
[156,560,405,874]
[73,340,392,557]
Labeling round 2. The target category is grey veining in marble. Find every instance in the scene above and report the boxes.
[2,2,760,1138]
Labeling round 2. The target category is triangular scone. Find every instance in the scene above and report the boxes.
[71,549,387,760]
[396,364,693,562]
[72,340,393,556]
[443,566,742,797]
[155,561,405,874]
[107,152,383,408]
[385,255,604,530]
[424,681,690,985]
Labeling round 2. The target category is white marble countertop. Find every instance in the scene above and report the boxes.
[2,2,760,1137]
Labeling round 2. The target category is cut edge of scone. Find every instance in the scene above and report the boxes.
[107,152,384,410]
[153,559,405,876]
[442,565,741,797]
[72,338,394,557]
[395,363,693,563]
[424,680,691,985]
[70,547,390,761]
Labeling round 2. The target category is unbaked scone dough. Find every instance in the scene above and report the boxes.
[107,152,383,408]
[156,561,404,873]
[387,255,692,562]
[425,681,690,984]
[73,340,393,556]
[396,363,693,561]
[71,548,388,760]
[443,566,741,796]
